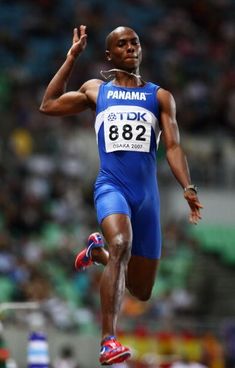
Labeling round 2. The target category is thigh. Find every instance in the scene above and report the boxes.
[95,189,131,225]
[101,213,132,250]
[127,255,159,300]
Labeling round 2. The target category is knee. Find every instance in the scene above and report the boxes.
[128,286,153,302]
[109,235,131,263]
[138,290,152,302]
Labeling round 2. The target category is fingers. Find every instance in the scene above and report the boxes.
[68,25,87,57]
[80,25,87,37]
[190,205,203,224]
[189,214,199,225]
[188,200,203,212]
[73,25,87,44]
[189,203,202,224]
[189,204,202,224]
[192,201,203,209]
[190,214,200,224]
[184,194,203,225]
[73,28,79,43]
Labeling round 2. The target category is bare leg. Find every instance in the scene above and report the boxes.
[126,255,159,301]
[90,226,159,333]
[91,239,159,302]
[99,214,132,339]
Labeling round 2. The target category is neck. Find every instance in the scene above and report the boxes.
[100,68,144,86]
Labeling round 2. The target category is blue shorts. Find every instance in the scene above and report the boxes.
[94,184,162,259]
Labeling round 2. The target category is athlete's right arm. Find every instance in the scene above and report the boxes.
[39,25,101,116]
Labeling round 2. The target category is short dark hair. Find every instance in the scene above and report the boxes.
[105,26,138,50]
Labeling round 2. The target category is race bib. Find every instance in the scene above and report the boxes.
[104,106,154,153]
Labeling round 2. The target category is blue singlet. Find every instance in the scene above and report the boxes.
[94,81,162,259]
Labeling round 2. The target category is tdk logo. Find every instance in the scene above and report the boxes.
[107,112,147,121]
[107,90,150,100]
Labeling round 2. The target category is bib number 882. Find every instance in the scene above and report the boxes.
[109,124,146,141]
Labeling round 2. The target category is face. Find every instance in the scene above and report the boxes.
[106,27,142,71]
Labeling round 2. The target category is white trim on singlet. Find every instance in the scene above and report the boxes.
[95,110,104,143]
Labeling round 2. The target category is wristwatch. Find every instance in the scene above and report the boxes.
[184,184,198,194]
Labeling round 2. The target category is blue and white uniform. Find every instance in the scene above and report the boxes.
[94,81,162,259]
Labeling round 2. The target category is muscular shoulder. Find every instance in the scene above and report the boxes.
[157,88,176,113]
[157,88,174,104]
[79,79,104,109]
[79,78,103,93]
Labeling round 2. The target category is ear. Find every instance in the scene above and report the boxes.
[105,50,111,61]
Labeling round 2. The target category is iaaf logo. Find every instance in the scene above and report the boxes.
[107,111,147,122]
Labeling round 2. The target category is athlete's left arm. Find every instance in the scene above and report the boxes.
[157,88,203,224]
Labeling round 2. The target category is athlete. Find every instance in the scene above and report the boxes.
[40,25,203,365]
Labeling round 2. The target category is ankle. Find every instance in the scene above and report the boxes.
[101,335,116,344]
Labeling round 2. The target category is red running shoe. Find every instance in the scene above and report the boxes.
[99,336,131,365]
[74,232,104,271]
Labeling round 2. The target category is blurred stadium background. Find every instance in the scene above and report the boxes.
[0,0,235,367]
